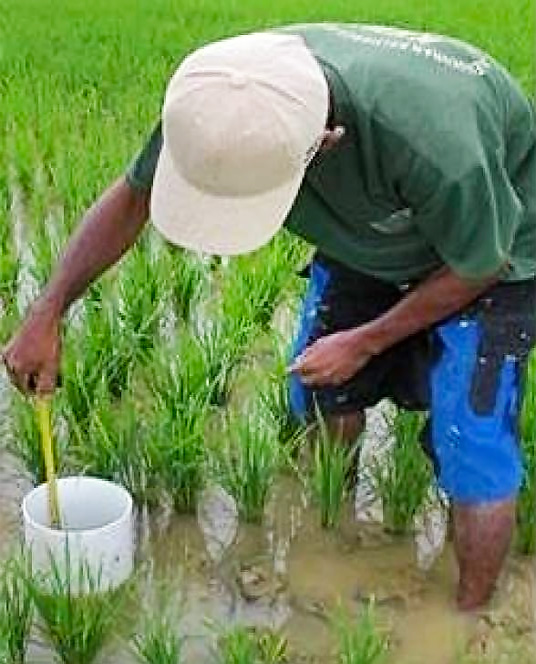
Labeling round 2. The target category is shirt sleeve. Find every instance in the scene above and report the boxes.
[125,121,163,192]
[404,141,524,281]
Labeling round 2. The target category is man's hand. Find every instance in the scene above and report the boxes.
[289,327,375,386]
[2,177,149,396]
[2,303,62,395]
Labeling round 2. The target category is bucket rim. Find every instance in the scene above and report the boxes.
[22,475,133,537]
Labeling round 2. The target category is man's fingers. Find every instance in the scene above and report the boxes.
[2,354,28,394]
[36,366,58,396]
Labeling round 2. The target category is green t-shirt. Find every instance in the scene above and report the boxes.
[126,23,536,284]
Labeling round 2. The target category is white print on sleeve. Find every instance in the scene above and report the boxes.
[322,24,493,77]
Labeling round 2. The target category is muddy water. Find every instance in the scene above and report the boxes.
[0,333,534,661]
[2,408,533,664]
[133,482,535,664]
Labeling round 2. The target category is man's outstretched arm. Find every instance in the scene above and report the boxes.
[2,177,150,394]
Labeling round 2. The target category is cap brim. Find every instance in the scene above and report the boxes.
[150,145,305,256]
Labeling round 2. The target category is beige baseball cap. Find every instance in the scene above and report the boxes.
[150,32,329,255]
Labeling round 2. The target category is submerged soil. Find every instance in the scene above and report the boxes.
[1,410,534,663]
[0,318,534,664]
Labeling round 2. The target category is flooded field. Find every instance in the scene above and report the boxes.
[1,1,534,662]
[1,367,534,664]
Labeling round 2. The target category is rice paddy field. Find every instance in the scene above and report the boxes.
[0,0,535,663]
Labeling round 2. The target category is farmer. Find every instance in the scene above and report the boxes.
[2,24,535,611]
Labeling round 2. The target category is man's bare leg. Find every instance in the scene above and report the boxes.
[453,498,516,611]
[326,411,366,446]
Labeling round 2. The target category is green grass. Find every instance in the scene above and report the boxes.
[144,339,212,511]
[67,386,159,506]
[0,2,533,662]
[0,178,19,305]
[133,615,183,664]
[516,352,536,555]
[209,410,281,523]
[369,408,433,536]
[0,556,33,664]
[257,334,305,446]
[8,392,66,485]
[217,626,288,664]
[25,553,125,664]
[332,603,389,664]
[310,413,357,529]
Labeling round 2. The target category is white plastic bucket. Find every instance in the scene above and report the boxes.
[22,476,134,593]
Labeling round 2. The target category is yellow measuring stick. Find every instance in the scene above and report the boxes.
[35,398,62,529]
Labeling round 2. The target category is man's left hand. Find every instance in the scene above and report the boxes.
[288,328,375,387]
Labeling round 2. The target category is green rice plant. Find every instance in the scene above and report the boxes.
[148,334,216,412]
[0,179,19,304]
[62,290,129,424]
[143,340,214,512]
[218,626,259,664]
[516,351,536,555]
[332,603,388,664]
[256,334,304,447]
[256,630,288,664]
[195,316,253,406]
[146,340,212,511]
[161,244,208,323]
[62,280,157,426]
[0,556,33,664]
[220,232,305,331]
[25,552,124,664]
[133,614,183,664]
[150,407,208,513]
[217,626,287,664]
[8,391,66,485]
[310,413,357,529]
[209,410,281,523]
[369,408,433,536]
[115,237,170,357]
[66,385,159,506]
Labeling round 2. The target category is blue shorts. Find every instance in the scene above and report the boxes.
[289,254,536,504]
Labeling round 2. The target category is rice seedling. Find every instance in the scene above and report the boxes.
[516,352,536,555]
[0,180,19,304]
[133,614,183,664]
[0,555,33,664]
[25,551,124,664]
[218,625,259,664]
[8,391,66,485]
[256,334,305,447]
[144,339,213,511]
[210,410,281,523]
[115,236,170,357]
[62,279,157,425]
[148,334,216,411]
[150,407,208,513]
[368,408,433,536]
[162,244,208,323]
[310,412,357,529]
[66,385,159,506]
[332,603,389,664]
[195,316,252,407]
[256,630,289,664]
[61,290,127,425]
[217,625,288,664]
[221,231,309,331]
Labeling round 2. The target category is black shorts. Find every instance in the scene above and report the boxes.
[288,254,536,502]
[289,254,431,415]
[288,253,536,419]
